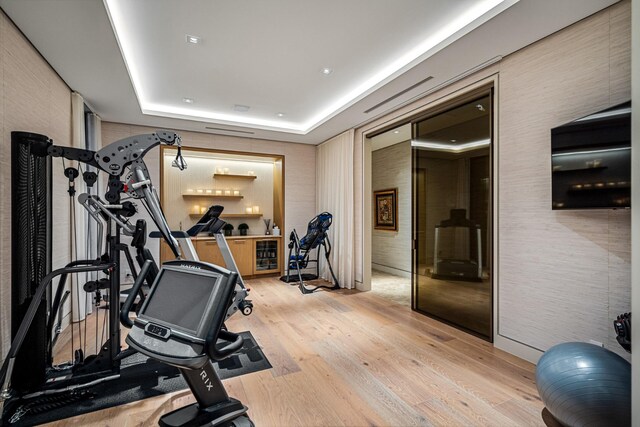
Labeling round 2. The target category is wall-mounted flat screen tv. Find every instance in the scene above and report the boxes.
[551,101,631,210]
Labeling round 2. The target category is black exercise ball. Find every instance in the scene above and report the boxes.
[535,342,631,427]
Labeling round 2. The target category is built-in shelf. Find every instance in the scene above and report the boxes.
[213,173,257,180]
[183,194,243,199]
[552,166,607,174]
[189,213,263,219]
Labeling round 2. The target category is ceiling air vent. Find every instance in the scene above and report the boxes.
[364,76,433,114]
[205,127,255,135]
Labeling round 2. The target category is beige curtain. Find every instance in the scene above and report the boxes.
[316,130,355,289]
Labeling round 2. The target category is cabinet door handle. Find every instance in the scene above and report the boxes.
[205,241,217,245]
[234,241,245,245]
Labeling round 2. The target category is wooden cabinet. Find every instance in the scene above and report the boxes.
[161,236,282,278]
[196,239,225,266]
[228,239,253,277]
[160,240,177,264]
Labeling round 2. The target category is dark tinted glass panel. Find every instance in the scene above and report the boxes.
[412,94,492,340]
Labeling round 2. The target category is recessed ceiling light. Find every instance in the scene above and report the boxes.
[276,112,285,117]
[321,67,333,75]
[233,104,250,112]
[393,130,400,134]
[450,139,457,142]
[183,97,194,104]
[186,34,201,44]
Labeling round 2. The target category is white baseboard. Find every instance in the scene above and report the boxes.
[494,334,544,364]
[372,263,411,278]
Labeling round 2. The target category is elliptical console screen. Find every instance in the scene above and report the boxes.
[142,268,221,335]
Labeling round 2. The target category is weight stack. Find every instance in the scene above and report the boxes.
[11,131,52,392]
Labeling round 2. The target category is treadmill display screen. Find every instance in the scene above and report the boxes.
[142,268,220,335]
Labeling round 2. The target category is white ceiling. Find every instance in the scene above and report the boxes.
[0,0,620,144]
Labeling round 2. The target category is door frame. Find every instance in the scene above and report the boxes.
[362,74,499,341]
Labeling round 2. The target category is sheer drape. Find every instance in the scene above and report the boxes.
[84,112,103,316]
[316,130,355,289]
[69,95,102,322]
[85,112,102,263]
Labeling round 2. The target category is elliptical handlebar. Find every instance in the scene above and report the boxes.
[209,330,245,361]
[120,260,154,329]
[204,270,245,361]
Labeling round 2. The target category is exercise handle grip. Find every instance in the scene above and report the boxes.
[130,179,151,190]
[120,260,153,329]
[209,330,244,361]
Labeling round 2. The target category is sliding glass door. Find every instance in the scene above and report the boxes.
[412,92,493,340]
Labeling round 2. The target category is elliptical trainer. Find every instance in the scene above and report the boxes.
[123,260,254,426]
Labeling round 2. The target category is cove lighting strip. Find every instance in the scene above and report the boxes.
[103,0,518,134]
[411,139,491,153]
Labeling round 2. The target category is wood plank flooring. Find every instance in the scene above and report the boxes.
[52,304,111,366]
[47,277,544,426]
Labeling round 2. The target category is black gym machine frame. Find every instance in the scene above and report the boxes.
[0,130,251,422]
[1,131,186,414]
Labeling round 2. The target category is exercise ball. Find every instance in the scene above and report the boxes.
[535,342,631,427]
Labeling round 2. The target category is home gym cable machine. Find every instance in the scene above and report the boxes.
[0,130,251,422]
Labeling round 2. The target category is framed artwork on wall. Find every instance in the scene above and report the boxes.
[374,188,398,231]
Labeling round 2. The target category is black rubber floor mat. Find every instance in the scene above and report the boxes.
[2,331,270,426]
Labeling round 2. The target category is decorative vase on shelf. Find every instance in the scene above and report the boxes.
[263,218,271,235]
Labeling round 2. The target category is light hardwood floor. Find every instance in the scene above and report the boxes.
[48,277,544,426]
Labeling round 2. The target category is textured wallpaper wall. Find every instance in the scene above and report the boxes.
[101,123,316,264]
[354,0,631,360]
[372,141,411,276]
[0,11,72,361]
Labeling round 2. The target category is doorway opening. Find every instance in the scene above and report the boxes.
[369,124,412,307]
[412,90,493,341]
